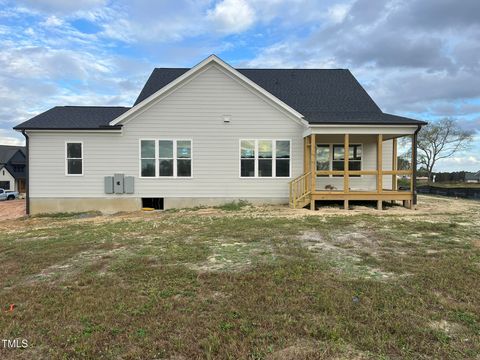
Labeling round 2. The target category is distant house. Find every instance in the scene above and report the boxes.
[0,145,26,192]
[465,171,480,183]
[14,55,426,214]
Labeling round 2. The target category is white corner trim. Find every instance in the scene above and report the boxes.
[109,54,306,126]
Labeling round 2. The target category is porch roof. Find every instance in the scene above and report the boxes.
[304,112,426,125]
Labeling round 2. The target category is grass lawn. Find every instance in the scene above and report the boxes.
[1,196,479,359]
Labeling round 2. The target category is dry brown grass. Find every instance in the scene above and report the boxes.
[0,195,479,359]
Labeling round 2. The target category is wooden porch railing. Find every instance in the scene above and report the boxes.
[289,171,312,209]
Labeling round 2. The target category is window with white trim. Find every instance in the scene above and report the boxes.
[240,139,290,178]
[140,139,192,178]
[66,142,83,175]
[316,144,362,177]
[140,140,156,177]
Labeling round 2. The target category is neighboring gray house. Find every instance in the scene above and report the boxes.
[0,145,26,193]
[14,55,426,214]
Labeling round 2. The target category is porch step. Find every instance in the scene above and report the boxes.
[289,171,312,209]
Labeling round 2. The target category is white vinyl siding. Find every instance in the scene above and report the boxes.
[0,167,15,191]
[28,65,305,198]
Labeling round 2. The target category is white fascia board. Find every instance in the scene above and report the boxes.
[109,54,307,126]
[304,124,418,136]
[22,129,123,134]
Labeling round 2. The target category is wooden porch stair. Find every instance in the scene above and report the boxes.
[289,171,312,209]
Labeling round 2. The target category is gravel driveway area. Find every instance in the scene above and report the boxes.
[0,199,26,221]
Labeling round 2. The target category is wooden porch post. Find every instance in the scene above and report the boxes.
[310,134,316,210]
[304,137,309,173]
[392,137,398,191]
[344,133,349,210]
[377,134,383,210]
[412,127,420,206]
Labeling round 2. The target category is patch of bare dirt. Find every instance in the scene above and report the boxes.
[186,241,275,273]
[298,230,396,280]
[266,340,320,359]
[22,246,128,285]
[0,199,25,221]
[267,340,372,360]
[429,320,466,338]
[1,195,477,234]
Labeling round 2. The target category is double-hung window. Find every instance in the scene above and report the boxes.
[159,140,174,176]
[66,142,83,175]
[176,140,192,177]
[140,140,156,177]
[240,139,290,178]
[140,139,192,178]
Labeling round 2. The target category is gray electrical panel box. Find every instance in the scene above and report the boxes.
[124,176,134,194]
[104,176,114,194]
[114,173,124,194]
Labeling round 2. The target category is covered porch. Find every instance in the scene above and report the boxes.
[289,125,419,210]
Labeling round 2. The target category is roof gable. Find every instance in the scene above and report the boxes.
[0,145,25,164]
[135,68,382,115]
[110,55,305,126]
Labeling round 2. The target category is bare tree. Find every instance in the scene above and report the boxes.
[417,118,474,181]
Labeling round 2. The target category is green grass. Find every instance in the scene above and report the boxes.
[0,198,479,359]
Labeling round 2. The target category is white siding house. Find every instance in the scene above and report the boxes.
[0,166,16,191]
[15,55,425,214]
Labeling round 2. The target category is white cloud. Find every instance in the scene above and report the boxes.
[0,7,152,140]
[207,0,255,33]
[327,3,352,23]
[41,15,63,27]
[0,129,24,146]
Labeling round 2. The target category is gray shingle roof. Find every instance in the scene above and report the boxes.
[15,67,425,130]
[135,68,382,112]
[0,145,25,164]
[0,145,26,179]
[135,68,424,125]
[14,106,130,130]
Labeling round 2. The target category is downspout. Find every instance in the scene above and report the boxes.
[412,125,421,205]
[21,130,30,215]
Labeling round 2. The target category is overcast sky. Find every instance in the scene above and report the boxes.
[0,0,479,171]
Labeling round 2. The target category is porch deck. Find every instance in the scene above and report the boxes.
[290,132,418,210]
